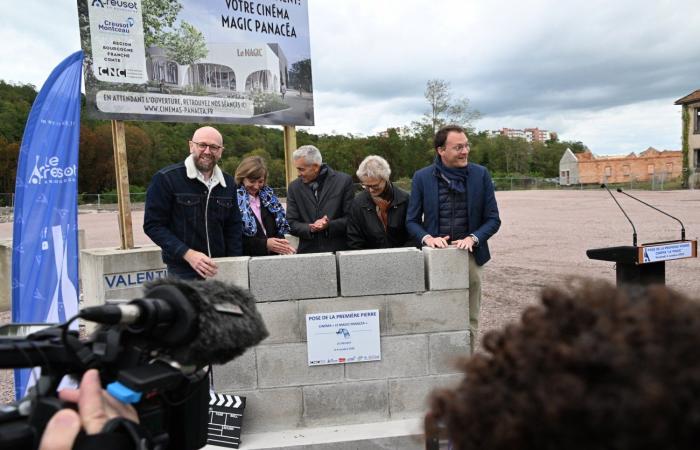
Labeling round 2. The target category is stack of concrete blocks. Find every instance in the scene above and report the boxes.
[212,246,471,449]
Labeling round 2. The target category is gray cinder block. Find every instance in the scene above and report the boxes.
[302,380,389,427]
[257,300,301,344]
[423,246,469,290]
[212,256,250,289]
[336,248,425,297]
[249,253,337,301]
[257,343,344,388]
[299,295,387,341]
[389,374,462,419]
[81,246,166,308]
[345,335,429,381]
[386,290,469,335]
[212,348,258,390]
[235,387,303,433]
[429,331,470,374]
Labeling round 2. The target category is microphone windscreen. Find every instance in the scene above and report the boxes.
[144,279,269,367]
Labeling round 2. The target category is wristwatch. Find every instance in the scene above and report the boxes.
[468,234,479,246]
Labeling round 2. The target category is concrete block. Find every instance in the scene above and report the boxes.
[299,295,387,341]
[212,256,250,289]
[249,253,337,302]
[239,418,424,450]
[234,387,303,433]
[336,248,424,297]
[429,332,470,374]
[345,335,429,381]
[0,239,11,312]
[389,374,462,419]
[386,290,469,335]
[239,418,424,449]
[302,380,389,427]
[257,301,301,344]
[212,348,258,391]
[423,246,469,290]
[257,343,343,388]
[1,230,86,312]
[81,246,167,308]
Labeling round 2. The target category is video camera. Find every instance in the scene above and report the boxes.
[0,278,268,450]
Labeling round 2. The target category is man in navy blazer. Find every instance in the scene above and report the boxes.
[406,125,501,352]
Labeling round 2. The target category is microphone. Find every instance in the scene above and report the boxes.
[616,188,686,241]
[81,279,269,368]
[601,184,637,246]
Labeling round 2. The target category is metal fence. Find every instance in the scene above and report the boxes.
[0,175,687,222]
[492,174,684,192]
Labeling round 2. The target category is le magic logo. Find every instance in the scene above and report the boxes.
[28,156,77,185]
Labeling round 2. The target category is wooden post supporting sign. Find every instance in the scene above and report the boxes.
[111,120,134,249]
[283,125,298,189]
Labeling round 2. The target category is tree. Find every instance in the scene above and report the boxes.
[162,21,208,88]
[422,79,481,133]
[142,0,183,48]
[288,59,312,93]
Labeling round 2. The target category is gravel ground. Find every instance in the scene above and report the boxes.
[1,189,699,404]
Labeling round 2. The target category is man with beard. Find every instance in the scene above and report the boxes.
[144,126,242,279]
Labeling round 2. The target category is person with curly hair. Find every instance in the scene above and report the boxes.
[428,280,700,450]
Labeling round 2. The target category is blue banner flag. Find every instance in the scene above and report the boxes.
[12,51,83,400]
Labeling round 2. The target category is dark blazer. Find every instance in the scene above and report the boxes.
[286,166,354,253]
[406,162,501,266]
[346,185,413,250]
[243,206,283,256]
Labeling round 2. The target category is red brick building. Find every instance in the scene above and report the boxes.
[559,147,682,185]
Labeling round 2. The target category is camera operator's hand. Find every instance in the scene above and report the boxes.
[39,369,138,449]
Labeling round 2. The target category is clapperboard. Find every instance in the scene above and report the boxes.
[207,392,246,448]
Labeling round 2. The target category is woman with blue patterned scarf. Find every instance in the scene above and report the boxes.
[234,156,296,256]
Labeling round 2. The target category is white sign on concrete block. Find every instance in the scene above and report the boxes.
[306,309,381,366]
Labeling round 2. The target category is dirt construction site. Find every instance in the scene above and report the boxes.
[1,189,699,402]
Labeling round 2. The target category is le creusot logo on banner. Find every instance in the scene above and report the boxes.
[91,0,139,11]
[28,155,77,185]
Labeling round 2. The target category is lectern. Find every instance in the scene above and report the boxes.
[587,240,697,286]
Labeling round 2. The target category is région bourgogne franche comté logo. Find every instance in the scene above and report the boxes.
[28,155,77,185]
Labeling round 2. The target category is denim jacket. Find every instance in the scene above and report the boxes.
[143,158,242,272]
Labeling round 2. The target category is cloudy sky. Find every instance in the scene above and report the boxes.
[1,0,698,154]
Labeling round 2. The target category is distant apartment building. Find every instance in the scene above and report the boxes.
[674,89,700,188]
[559,148,683,185]
[487,127,554,142]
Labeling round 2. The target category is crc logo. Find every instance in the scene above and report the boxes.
[28,156,77,185]
[91,0,138,10]
[98,67,127,77]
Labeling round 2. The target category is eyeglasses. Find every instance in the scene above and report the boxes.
[446,143,470,152]
[362,180,385,191]
[191,141,224,152]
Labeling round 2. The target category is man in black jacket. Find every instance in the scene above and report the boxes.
[143,126,242,279]
[347,155,413,249]
[286,145,354,253]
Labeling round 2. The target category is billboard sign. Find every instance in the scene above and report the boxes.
[77,0,313,125]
